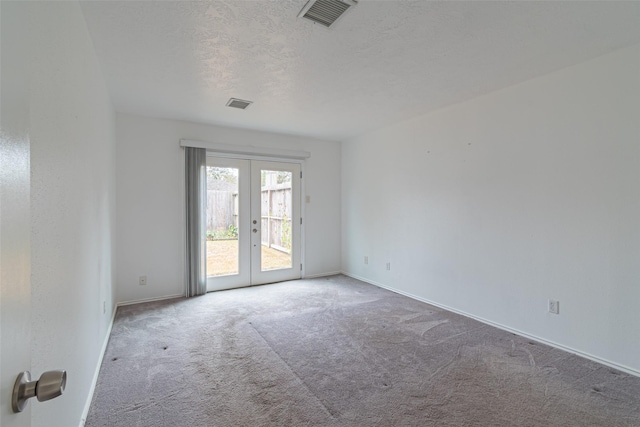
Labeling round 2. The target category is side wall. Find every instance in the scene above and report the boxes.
[28,2,117,426]
[116,114,341,303]
[342,44,640,373]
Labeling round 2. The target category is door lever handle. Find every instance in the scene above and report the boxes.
[12,370,67,413]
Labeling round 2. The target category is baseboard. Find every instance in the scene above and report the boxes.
[303,271,342,279]
[116,293,185,307]
[342,271,640,378]
[78,293,185,426]
[79,305,117,427]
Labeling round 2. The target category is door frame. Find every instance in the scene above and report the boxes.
[203,151,306,291]
[1,2,33,425]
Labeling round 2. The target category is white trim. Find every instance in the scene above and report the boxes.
[341,271,640,378]
[208,152,307,164]
[300,164,306,279]
[79,293,185,426]
[79,306,117,427]
[180,139,310,161]
[116,293,185,307]
[304,271,342,279]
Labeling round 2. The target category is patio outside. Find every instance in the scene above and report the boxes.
[206,240,292,276]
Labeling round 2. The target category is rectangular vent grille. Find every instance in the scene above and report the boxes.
[226,98,253,109]
[299,0,354,28]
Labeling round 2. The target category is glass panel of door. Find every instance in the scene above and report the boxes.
[206,157,301,291]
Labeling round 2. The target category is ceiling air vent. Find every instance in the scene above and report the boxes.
[298,0,357,28]
[226,98,253,110]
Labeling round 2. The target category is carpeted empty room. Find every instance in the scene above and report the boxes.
[85,275,640,426]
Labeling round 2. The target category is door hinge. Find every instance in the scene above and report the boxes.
[300,263,303,271]
[300,217,302,225]
[300,171,302,179]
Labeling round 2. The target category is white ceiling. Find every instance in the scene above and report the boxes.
[81,1,640,141]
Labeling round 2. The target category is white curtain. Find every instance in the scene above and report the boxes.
[185,147,207,297]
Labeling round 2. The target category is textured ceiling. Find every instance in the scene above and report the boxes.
[80,1,640,141]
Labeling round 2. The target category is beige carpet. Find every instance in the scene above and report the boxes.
[86,275,640,426]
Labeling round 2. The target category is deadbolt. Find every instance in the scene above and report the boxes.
[253,220,257,224]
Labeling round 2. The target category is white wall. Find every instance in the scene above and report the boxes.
[342,44,640,374]
[116,114,341,303]
[26,2,117,426]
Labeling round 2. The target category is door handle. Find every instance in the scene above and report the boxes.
[12,370,67,413]
[253,228,258,233]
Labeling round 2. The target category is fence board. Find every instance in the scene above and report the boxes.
[206,178,291,251]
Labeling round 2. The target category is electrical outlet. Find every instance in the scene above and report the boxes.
[139,275,147,286]
[386,262,391,271]
[548,299,559,315]
[364,256,368,265]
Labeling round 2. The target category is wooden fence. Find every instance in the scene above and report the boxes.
[206,177,291,253]
[261,182,292,254]
[206,189,238,235]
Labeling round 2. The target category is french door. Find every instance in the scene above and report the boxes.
[205,157,301,292]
